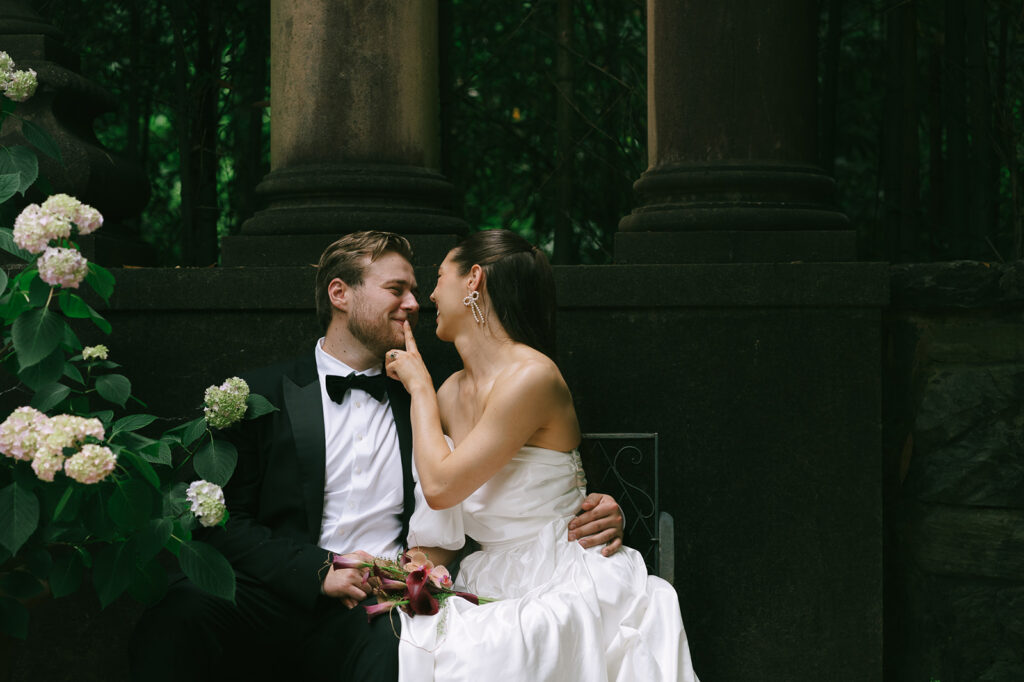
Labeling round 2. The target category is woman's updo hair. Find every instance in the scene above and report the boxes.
[449,230,557,358]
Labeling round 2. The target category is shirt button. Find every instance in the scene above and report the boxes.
[355,466,362,474]
[356,434,362,441]
[355,401,362,408]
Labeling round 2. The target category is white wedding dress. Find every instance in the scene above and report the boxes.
[398,443,699,681]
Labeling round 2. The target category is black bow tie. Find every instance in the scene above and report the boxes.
[325,373,388,404]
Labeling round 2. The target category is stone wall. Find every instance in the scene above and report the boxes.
[2,260,887,681]
[884,261,1024,681]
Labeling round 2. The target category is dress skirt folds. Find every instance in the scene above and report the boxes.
[397,445,699,682]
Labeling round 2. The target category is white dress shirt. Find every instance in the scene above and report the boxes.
[314,339,405,558]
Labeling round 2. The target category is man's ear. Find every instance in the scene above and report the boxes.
[328,277,351,313]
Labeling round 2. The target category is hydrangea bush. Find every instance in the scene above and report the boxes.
[0,54,276,639]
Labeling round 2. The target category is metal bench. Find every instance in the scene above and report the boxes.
[579,433,674,584]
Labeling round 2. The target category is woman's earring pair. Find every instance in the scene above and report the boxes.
[463,290,484,325]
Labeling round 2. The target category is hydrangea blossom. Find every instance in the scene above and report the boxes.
[64,444,117,484]
[31,447,65,482]
[186,480,226,527]
[0,406,48,461]
[12,195,103,255]
[0,52,37,102]
[204,377,250,429]
[4,68,37,102]
[82,345,109,361]
[13,204,70,254]
[38,246,89,288]
[74,204,103,234]
[46,414,105,450]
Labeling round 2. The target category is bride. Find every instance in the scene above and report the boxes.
[384,229,698,682]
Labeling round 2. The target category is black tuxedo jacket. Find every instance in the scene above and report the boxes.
[203,352,416,612]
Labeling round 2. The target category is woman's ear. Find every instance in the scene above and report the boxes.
[467,264,484,292]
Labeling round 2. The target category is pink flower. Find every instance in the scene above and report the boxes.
[0,406,48,461]
[365,601,398,623]
[37,246,89,288]
[428,565,453,590]
[13,204,69,254]
[31,447,64,482]
[331,554,371,571]
[64,444,117,484]
[402,549,434,573]
[73,203,103,234]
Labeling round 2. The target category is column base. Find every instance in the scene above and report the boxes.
[614,230,857,264]
[220,233,461,267]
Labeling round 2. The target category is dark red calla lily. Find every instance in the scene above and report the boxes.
[404,568,439,616]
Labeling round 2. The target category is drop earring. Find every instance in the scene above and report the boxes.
[463,290,484,325]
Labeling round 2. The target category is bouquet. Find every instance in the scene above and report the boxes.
[332,549,494,622]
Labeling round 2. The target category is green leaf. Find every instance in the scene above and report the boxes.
[166,417,207,448]
[30,382,71,412]
[193,438,238,486]
[0,597,28,639]
[62,362,84,384]
[87,305,111,334]
[19,347,65,391]
[0,483,39,555]
[24,545,52,579]
[52,485,77,521]
[132,518,173,564]
[118,449,161,490]
[61,323,82,351]
[178,540,235,603]
[0,571,44,599]
[0,172,19,203]
[58,291,91,318]
[107,478,153,531]
[0,290,31,322]
[89,410,114,429]
[85,263,115,302]
[92,542,133,608]
[0,227,32,262]
[95,374,131,407]
[26,271,50,307]
[0,267,7,295]
[49,549,84,598]
[21,118,63,162]
[140,440,172,466]
[128,557,167,605]
[245,393,279,419]
[112,414,158,435]
[11,306,63,368]
[0,145,38,194]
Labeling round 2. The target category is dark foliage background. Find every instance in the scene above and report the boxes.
[33,0,1024,265]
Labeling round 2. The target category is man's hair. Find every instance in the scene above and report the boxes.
[314,231,415,332]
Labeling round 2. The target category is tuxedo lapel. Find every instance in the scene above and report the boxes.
[283,355,327,543]
[386,378,416,534]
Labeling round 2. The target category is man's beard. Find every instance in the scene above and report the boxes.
[348,301,405,360]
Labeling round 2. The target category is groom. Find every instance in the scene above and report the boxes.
[130,231,624,681]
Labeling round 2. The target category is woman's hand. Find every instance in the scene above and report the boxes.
[385,321,433,395]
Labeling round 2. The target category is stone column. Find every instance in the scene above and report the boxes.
[222,0,466,266]
[0,0,153,265]
[616,0,853,263]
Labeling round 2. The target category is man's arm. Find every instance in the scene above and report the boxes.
[200,410,330,612]
[568,493,624,556]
